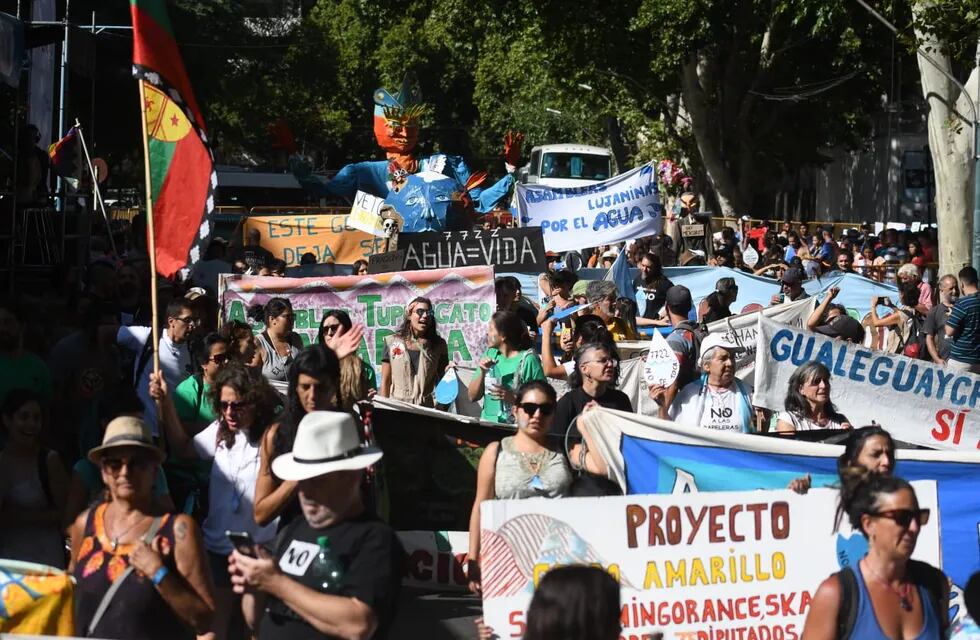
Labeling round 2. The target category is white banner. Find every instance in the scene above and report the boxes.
[480,483,939,638]
[516,162,661,252]
[753,315,980,450]
[707,297,817,386]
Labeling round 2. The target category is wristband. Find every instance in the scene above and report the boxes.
[151,566,169,586]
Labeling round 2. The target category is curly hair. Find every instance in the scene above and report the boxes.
[210,364,281,449]
[838,470,916,536]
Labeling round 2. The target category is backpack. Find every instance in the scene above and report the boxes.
[894,309,927,359]
[835,560,949,639]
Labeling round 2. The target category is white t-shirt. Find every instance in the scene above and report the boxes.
[669,381,744,431]
[193,421,277,554]
[776,411,849,431]
[117,326,192,435]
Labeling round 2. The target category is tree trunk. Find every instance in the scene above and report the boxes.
[680,55,748,215]
[912,2,976,274]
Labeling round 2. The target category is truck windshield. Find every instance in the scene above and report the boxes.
[540,152,610,180]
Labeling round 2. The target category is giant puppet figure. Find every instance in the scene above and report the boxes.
[290,76,522,232]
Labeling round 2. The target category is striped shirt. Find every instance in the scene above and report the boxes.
[946,292,980,363]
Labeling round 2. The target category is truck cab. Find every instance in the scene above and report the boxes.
[519,144,614,188]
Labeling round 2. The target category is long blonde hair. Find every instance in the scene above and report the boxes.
[337,354,368,411]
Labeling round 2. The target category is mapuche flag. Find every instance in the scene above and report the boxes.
[48,127,80,189]
[131,0,215,278]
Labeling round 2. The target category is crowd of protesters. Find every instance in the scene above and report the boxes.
[0,206,978,640]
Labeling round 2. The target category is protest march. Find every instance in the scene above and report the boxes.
[3,2,980,640]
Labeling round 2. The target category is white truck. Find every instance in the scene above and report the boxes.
[518,143,615,188]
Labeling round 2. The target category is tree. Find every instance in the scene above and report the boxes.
[910,0,977,273]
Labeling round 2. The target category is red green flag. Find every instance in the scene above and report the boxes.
[131,0,215,278]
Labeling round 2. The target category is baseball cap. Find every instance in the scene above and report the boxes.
[814,314,866,344]
[698,333,747,365]
[665,285,693,312]
[715,277,738,295]
[781,268,804,285]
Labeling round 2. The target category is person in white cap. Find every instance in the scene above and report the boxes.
[228,411,403,640]
[667,333,755,433]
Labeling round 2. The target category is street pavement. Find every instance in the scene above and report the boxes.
[390,588,482,639]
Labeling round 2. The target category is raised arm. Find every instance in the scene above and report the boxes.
[539,319,568,380]
[149,372,197,460]
[253,426,298,526]
[806,287,839,331]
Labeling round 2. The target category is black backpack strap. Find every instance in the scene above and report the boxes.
[909,560,949,637]
[36,448,54,508]
[835,566,859,640]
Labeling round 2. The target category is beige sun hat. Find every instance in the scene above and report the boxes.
[87,416,165,464]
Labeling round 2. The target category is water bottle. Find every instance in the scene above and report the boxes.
[308,536,344,593]
[484,362,504,422]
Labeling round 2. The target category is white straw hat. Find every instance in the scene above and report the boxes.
[271,411,382,481]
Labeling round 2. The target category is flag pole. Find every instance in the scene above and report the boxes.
[74,119,119,258]
[137,80,161,377]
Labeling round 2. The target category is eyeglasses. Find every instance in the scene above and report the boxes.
[413,308,432,318]
[583,356,616,366]
[174,316,201,325]
[219,400,252,413]
[101,455,154,474]
[518,402,555,417]
[321,323,342,336]
[871,508,930,528]
[208,353,230,365]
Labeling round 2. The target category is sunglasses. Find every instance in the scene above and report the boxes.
[518,402,555,417]
[101,455,154,473]
[871,508,930,528]
[321,323,342,336]
[209,353,230,364]
[219,400,252,413]
[413,308,432,318]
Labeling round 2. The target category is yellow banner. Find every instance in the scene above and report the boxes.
[244,214,387,266]
[0,560,75,636]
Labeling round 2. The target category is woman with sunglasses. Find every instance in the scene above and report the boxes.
[380,296,448,407]
[248,297,304,383]
[151,364,280,640]
[467,381,571,595]
[317,309,376,410]
[69,416,214,639]
[469,310,546,423]
[802,474,947,639]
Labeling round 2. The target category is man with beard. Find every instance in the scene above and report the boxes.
[0,301,52,413]
[633,253,672,328]
[924,274,959,365]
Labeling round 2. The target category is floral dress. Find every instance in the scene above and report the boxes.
[73,502,190,640]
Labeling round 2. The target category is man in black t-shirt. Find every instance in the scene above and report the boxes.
[634,253,673,328]
[229,412,403,640]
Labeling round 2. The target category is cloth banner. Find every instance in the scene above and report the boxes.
[243,214,388,267]
[220,267,495,377]
[396,530,470,592]
[0,560,75,635]
[753,315,980,451]
[580,407,980,600]
[398,228,546,272]
[516,162,661,252]
[706,297,817,386]
[480,484,939,638]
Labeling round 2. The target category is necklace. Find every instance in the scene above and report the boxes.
[105,507,149,552]
[515,449,547,490]
[862,558,913,611]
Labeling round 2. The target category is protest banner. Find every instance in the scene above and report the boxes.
[367,250,405,274]
[753,315,980,451]
[643,330,679,387]
[347,190,387,236]
[579,406,980,602]
[516,162,662,252]
[706,297,816,385]
[396,530,470,592]
[480,483,940,638]
[243,214,387,266]
[220,266,495,376]
[0,560,75,635]
[399,228,546,271]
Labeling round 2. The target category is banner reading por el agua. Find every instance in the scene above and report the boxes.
[753,315,980,451]
[219,267,495,375]
[481,484,939,639]
[244,214,387,266]
[516,162,661,252]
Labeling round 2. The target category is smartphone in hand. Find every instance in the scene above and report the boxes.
[226,530,257,557]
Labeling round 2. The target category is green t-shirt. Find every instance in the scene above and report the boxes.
[479,348,546,424]
[173,374,216,425]
[0,352,52,407]
[362,356,378,390]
